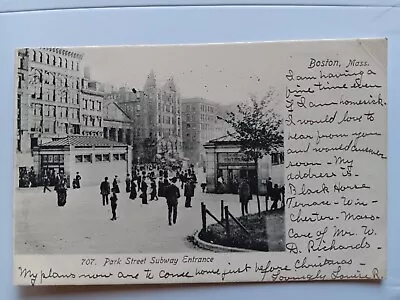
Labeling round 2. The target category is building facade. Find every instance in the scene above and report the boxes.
[81,79,104,137]
[203,135,284,195]
[103,101,134,146]
[16,49,33,184]
[103,86,143,163]
[16,47,85,187]
[155,77,183,162]
[27,48,84,146]
[33,136,132,187]
[182,98,230,166]
[106,72,184,164]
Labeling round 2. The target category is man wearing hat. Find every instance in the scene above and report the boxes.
[164,177,180,226]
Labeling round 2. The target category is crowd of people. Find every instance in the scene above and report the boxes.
[99,164,199,225]
[22,163,285,224]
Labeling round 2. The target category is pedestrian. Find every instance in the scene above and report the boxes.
[270,184,281,211]
[165,177,180,226]
[43,174,51,193]
[29,167,37,188]
[280,185,285,208]
[140,178,148,204]
[265,177,273,211]
[217,174,224,194]
[112,175,120,194]
[150,179,158,201]
[110,188,118,221]
[74,172,81,189]
[238,178,251,216]
[200,182,207,193]
[125,173,131,193]
[55,172,68,207]
[137,173,142,190]
[158,178,165,198]
[130,178,137,200]
[184,179,195,208]
[100,177,111,206]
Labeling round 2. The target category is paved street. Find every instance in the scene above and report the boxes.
[14,181,268,254]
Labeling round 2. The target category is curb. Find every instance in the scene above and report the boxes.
[192,230,256,253]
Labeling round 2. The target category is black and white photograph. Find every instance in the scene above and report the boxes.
[14,43,285,255]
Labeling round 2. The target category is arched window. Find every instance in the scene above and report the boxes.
[58,57,62,67]
[45,53,50,64]
[71,61,74,70]
[32,50,37,61]
[52,55,56,65]
[64,58,68,69]
[38,52,43,63]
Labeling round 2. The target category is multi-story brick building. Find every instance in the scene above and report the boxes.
[103,86,141,163]
[102,72,184,164]
[27,48,84,146]
[81,78,104,137]
[182,98,231,166]
[16,49,33,182]
[155,77,183,161]
[16,48,85,186]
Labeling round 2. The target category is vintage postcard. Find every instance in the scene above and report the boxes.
[13,38,387,286]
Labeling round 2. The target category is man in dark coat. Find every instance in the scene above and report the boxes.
[43,174,51,193]
[238,178,251,216]
[110,188,118,221]
[270,184,281,211]
[140,178,148,204]
[74,172,81,189]
[100,177,111,206]
[184,179,195,208]
[112,175,120,194]
[265,177,273,211]
[150,179,158,201]
[165,177,180,225]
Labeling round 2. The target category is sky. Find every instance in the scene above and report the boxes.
[71,42,287,106]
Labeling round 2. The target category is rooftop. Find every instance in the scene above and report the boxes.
[41,136,128,148]
[204,134,240,147]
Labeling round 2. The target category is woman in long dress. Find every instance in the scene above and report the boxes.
[129,178,137,200]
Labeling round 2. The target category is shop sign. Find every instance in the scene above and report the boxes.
[218,152,254,165]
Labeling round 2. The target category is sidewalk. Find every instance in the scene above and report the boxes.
[14,184,257,254]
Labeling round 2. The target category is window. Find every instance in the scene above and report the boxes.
[95,154,102,162]
[64,58,68,69]
[58,57,62,67]
[271,153,280,165]
[76,62,80,71]
[71,61,74,70]
[98,102,102,111]
[52,55,56,65]
[120,153,126,160]
[83,154,92,163]
[91,101,95,110]
[39,52,43,63]
[102,154,110,161]
[75,155,83,163]
[279,152,284,164]
[32,50,37,61]
[46,53,50,64]
[17,74,23,89]
[84,99,88,109]
[113,154,119,161]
